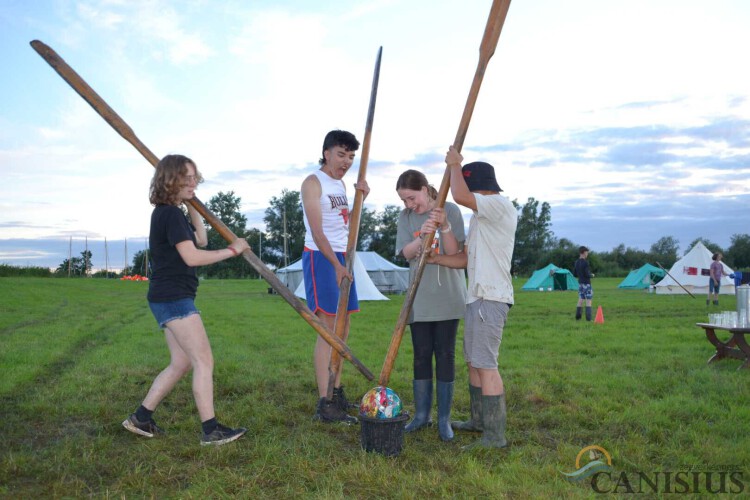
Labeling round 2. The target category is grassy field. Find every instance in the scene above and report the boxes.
[1,277,749,498]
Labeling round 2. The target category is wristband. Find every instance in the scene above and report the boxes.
[440,222,452,234]
[228,246,239,256]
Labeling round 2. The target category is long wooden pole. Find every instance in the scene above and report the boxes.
[30,39,374,381]
[379,0,512,386]
[326,47,383,399]
[656,261,696,298]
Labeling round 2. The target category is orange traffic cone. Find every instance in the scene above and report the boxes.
[594,305,604,324]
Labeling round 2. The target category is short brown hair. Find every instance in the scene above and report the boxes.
[395,169,438,200]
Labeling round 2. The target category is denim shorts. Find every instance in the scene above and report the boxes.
[149,298,200,329]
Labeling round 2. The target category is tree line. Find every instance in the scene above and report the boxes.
[48,190,750,279]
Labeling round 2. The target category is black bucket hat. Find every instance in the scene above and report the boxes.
[461,161,502,192]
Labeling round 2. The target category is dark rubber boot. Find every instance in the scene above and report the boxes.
[452,384,483,432]
[585,306,592,321]
[575,307,582,320]
[405,379,432,433]
[436,381,454,442]
[463,394,508,450]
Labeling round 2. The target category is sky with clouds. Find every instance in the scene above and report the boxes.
[1,0,749,271]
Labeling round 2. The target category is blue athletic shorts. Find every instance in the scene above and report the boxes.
[148,298,200,329]
[301,247,359,316]
[709,279,721,294]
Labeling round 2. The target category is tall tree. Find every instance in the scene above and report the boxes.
[357,206,378,252]
[650,236,679,268]
[203,191,251,278]
[263,189,305,268]
[366,205,404,266]
[542,237,579,273]
[130,249,149,277]
[726,233,750,269]
[55,250,92,277]
[512,197,553,275]
[686,238,724,256]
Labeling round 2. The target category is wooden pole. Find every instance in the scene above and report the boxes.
[379,0,512,386]
[326,46,382,399]
[30,39,374,381]
[656,261,696,298]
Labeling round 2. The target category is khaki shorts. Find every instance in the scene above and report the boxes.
[463,299,509,369]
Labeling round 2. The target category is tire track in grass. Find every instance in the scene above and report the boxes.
[0,298,69,336]
[0,306,144,451]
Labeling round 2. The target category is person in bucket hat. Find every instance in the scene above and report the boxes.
[426,146,516,449]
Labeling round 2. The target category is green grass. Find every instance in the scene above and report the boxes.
[1,277,748,498]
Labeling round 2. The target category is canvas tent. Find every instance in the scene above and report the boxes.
[355,251,409,294]
[618,263,665,289]
[654,241,735,295]
[275,251,408,301]
[522,263,578,291]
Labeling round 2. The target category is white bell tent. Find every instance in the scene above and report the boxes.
[275,252,390,301]
[654,241,735,295]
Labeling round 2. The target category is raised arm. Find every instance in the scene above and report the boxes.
[446,146,477,212]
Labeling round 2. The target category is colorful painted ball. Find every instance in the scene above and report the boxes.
[359,386,402,419]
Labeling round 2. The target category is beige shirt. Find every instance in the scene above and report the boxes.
[466,193,517,305]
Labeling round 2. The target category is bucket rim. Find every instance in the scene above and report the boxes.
[357,412,410,423]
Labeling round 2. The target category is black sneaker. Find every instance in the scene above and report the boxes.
[332,386,359,412]
[313,397,358,425]
[200,423,247,446]
[122,413,164,438]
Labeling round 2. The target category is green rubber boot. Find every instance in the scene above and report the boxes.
[463,393,508,450]
[451,384,483,432]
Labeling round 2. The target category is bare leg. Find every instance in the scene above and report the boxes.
[477,367,504,396]
[467,363,481,387]
[314,312,335,398]
[141,327,192,410]
[334,315,350,387]
[156,314,215,422]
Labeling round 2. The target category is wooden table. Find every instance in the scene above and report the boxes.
[695,323,750,370]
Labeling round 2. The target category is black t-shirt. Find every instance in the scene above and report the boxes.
[147,204,199,302]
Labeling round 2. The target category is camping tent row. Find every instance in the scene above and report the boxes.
[654,241,735,295]
[617,263,665,289]
[275,251,410,301]
[522,264,578,291]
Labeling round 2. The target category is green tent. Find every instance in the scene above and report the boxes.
[617,263,665,289]
[521,263,578,291]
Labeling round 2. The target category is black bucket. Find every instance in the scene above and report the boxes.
[359,413,409,457]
